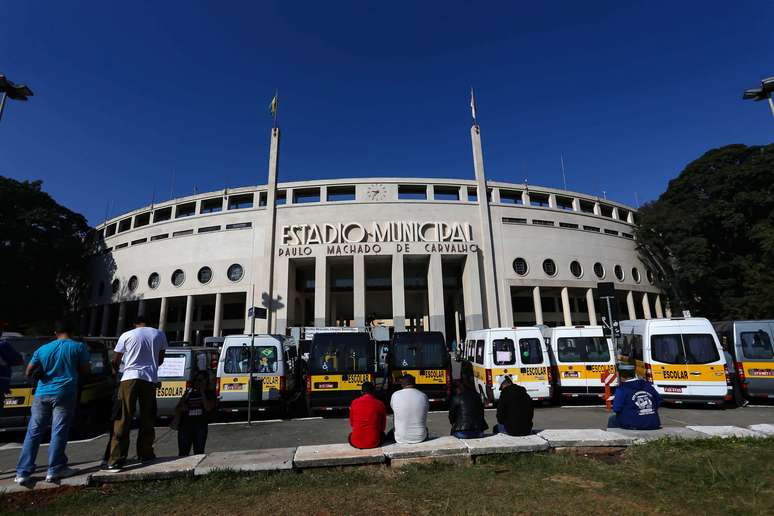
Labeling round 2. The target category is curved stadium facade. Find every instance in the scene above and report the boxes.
[86,126,666,345]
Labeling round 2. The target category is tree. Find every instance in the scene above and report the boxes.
[0,176,92,334]
[636,143,774,320]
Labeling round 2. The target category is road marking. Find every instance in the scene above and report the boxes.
[209,419,283,426]
[560,405,605,409]
[662,414,689,425]
[291,417,323,421]
[747,405,774,408]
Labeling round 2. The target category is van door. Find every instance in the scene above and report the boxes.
[737,325,774,397]
[649,334,690,396]
[580,329,615,394]
[682,333,725,398]
[156,351,190,417]
[515,334,550,399]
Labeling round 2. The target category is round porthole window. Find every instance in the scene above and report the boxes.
[128,275,138,292]
[512,257,528,276]
[227,263,244,282]
[646,269,655,284]
[593,262,605,279]
[148,272,160,289]
[172,269,185,287]
[614,265,625,281]
[198,266,213,284]
[111,279,120,294]
[631,267,641,283]
[542,259,557,277]
[570,260,583,278]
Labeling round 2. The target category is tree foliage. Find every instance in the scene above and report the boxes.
[636,143,774,320]
[0,176,92,333]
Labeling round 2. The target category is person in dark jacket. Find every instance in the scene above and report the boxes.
[448,378,488,438]
[607,364,661,430]
[494,376,533,436]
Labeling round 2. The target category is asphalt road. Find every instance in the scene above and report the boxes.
[1,404,772,473]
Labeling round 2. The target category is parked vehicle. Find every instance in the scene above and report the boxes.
[156,345,220,418]
[713,320,774,401]
[306,332,375,412]
[386,331,451,404]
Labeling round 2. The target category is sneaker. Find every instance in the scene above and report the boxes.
[104,462,124,472]
[138,454,157,463]
[45,467,77,483]
[13,475,31,485]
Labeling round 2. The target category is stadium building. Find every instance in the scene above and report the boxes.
[86,121,666,344]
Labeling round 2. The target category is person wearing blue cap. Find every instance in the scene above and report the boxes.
[607,363,662,430]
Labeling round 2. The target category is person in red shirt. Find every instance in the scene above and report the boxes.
[348,382,386,449]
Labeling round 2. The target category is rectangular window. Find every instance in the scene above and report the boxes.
[532,219,555,226]
[175,202,196,218]
[651,335,684,364]
[559,222,579,229]
[293,187,320,204]
[327,185,356,202]
[200,198,223,214]
[131,238,147,246]
[467,187,478,202]
[105,223,117,237]
[118,218,132,233]
[683,334,720,364]
[513,297,532,312]
[226,222,252,230]
[579,200,595,214]
[556,197,574,210]
[741,330,774,360]
[115,242,128,249]
[391,332,448,369]
[150,233,169,241]
[600,204,614,218]
[618,209,630,221]
[398,185,427,200]
[224,346,278,374]
[493,338,516,365]
[622,232,634,239]
[228,194,254,210]
[433,185,460,201]
[556,337,611,363]
[173,229,194,237]
[500,190,523,205]
[503,217,527,225]
[309,333,373,374]
[475,340,485,364]
[276,190,286,205]
[541,297,556,312]
[198,225,220,233]
[153,207,172,223]
[519,338,544,364]
[583,225,600,232]
[604,229,619,236]
[258,191,268,207]
[134,212,151,228]
[530,193,550,207]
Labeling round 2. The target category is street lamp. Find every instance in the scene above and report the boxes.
[0,74,34,122]
[742,76,774,118]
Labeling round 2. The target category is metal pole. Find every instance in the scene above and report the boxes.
[769,97,774,118]
[0,93,7,122]
[247,288,256,425]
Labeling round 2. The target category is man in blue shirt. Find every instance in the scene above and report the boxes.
[15,320,90,485]
[0,332,24,416]
[607,364,662,430]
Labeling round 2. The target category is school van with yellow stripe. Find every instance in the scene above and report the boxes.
[307,332,375,412]
[619,318,730,404]
[216,335,301,414]
[713,320,774,401]
[540,325,618,400]
[155,346,219,418]
[387,331,451,404]
[463,328,552,405]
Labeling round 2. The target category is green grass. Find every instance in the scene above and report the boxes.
[3,438,774,515]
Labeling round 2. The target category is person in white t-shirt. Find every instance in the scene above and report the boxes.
[106,316,167,470]
[389,374,429,444]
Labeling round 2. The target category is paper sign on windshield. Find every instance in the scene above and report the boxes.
[158,356,186,378]
[496,351,513,363]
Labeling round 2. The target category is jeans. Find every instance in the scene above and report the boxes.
[453,430,484,439]
[16,393,76,478]
[178,423,208,456]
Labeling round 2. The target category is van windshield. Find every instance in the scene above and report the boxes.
[493,339,515,365]
[223,346,278,374]
[519,338,544,364]
[741,330,774,360]
[651,334,719,364]
[557,337,610,362]
[310,333,372,374]
[391,333,448,369]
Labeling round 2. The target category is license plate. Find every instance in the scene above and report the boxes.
[749,369,773,377]
[4,397,23,406]
[664,387,683,393]
[223,383,244,391]
[315,382,337,389]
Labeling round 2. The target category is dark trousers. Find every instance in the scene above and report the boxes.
[109,379,157,465]
[178,423,208,456]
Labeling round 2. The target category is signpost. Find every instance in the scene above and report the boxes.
[246,306,268,425]
[597,282,621,339]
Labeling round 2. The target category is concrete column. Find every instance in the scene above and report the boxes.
[353,254,366,327]
[159,296,168,331]
[314,255,328,327]
[665,305,672,318]
[654,295,664,318]
[391,255,406,331]
[626,291,637,320]
[272,256,290,335]
[427,253,446,337]
[532,287,544,325]
[642,292,652,319]
[627,212,635,224]
[183,295,194,343]
[88,307,98,336]
[548,194,557,209]
[560,287,572,326]
[593,202,601,216]
[213,292,223,337]
[116,302,126,336]
[462,253,484,330]
[522,191,530,205]
[490,188,500,204]
[612,207,620,220]
[137,299,146,317]
[100,304,111,336]
[586,288,597,326]
[572,198,581,211]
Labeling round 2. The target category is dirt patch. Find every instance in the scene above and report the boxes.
[1,484,85,511]
[547,474,604,489]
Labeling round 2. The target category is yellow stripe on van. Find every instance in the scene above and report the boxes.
[470,363,548,383]
[741,361,774,378]
[390,369,446,385]
[310,373,372,392]
[651,364,725,383]
[2,387,33,409]
[156,380,187,398]
[220,375,282,392]
[556,364,615,381]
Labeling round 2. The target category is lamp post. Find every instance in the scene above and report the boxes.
[0,75,34,122]
[742,76,774,118]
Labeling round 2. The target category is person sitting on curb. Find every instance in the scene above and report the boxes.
[494,376,533,436]
[348,381,386,449]
[607,364,662,430]
[388,374,429,444]
[449,377,488,439]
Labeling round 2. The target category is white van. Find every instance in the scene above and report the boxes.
[216,334,301,413]
[462,328,552,404]
[540,326,618,399]
[619,318,729,404]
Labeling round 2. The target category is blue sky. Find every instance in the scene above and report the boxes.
[1,1,772,225]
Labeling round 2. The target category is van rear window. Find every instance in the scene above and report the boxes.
[651,334,719,364]
[493,339,515,365]
[557,337,609,362]
[741,330,774,360]
[224,346,277,374]
[310,333,372,374]
[391,333,447,369]
[683,334,720,364]
[519,338,543,364]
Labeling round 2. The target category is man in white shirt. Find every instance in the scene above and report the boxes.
[389,374,429,444]
[106,316,167,470]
